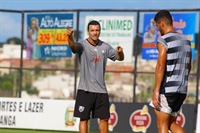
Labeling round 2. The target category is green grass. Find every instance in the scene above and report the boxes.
[0,128,76,133]
[0,128,100,133]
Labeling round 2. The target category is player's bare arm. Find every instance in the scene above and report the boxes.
[66,27,78,53]
[116,46,124,61]
[152,42,167,109]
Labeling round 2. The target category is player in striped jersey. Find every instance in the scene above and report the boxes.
[149,10,192,133]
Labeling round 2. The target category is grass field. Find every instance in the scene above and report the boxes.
[0,128,100,133]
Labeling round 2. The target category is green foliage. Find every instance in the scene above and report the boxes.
[65,60,74,68]
[23,83,39,95]
[0,42,4,47]
[0,128,74,133]
[104,74,110,81]
[136,90,153,102]
[34,66,41,76]
[0,73,13,82]
[0,128,104,133]
[0,73,14,91]
[6,37,25,45]
[0,81,13,91]
[185,93,196,104]
[138,74,155,88]
[39,58,60,62]
[0,71,39,96]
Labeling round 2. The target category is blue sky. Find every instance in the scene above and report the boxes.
[0,0,200,42]
[1,0,200,10]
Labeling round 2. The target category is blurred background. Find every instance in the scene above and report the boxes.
[0,10,199,104]
[0,0,200,132]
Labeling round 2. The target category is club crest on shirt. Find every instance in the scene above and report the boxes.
[79,106,85,112]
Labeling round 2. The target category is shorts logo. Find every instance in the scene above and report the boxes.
[79,106,85,112]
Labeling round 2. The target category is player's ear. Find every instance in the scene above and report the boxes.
[161,21,165,28]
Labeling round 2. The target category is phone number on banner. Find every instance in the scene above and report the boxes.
[37,29,69,45]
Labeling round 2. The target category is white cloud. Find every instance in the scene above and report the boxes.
[0,13,21,42]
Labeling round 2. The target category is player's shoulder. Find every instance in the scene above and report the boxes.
[172,32,189,41]
[76,39,87,46]
[79,39,87,44]
[179,33,188,40]
[99,40,111,47]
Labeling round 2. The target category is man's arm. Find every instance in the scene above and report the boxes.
[152,42,167,108]
[116,46,124,61]
[66,27,78,53]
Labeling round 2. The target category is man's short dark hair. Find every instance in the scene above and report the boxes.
[87,20,101,31]
[154,10,173,26]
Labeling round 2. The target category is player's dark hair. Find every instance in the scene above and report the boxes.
[154,10,173,26]
[87,20,101,31]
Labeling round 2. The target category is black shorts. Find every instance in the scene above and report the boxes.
[74,90,110,120]
[164,93,186,112]
[150,93,186,116]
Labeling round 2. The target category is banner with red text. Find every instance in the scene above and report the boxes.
[26,13,73,59]
[90,103,195,133]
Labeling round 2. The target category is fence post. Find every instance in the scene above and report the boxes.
[19,11,24,98]
[73,11,80,99]
[132,11,140,102]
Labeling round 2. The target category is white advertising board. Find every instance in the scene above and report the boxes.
[0,98,79,131]
[196,104,200,133]
[84,15,134,62]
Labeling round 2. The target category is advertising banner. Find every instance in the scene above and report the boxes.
[196,104,200,133]
[0,98,79,132]
[27,13,73,58]
[90,103,195,133]
[84,16,134,62]
[142,13,196,60]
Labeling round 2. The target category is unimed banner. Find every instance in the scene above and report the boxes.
[0,98,79,131]
[90,103,195,133]
[84,16,134,62]
[26,13,73,59]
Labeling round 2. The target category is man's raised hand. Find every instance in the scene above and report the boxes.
[116,46,123,53]
[66,27,73,37]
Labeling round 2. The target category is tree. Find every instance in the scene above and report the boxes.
[34,66,41,76]
[0,73,14,96]
[23,83,39,95]
[6,37,25,45]
[0,42,4,47]
[0,71,39,97]
[0,81,13,91]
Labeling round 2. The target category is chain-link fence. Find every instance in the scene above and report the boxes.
[0,8,199,106]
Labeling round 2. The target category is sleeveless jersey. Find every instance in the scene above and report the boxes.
[157,32,191,94]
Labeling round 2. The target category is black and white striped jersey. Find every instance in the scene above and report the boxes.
[157,32,191,94]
